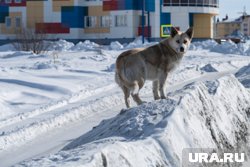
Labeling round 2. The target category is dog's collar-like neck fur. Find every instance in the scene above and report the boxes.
[159,41,182,59]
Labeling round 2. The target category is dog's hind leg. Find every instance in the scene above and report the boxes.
[153,80,160,100]
[132,94,144,105]
[159,75,168,99]
[122,86,130,108]
[131,80,145,106]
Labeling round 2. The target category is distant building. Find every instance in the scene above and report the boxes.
[0,0,219,44]
[216,15,250,38]
[241,15,250,36]
[216,17,242,38]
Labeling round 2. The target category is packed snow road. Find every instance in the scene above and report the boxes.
[0,39,250,166]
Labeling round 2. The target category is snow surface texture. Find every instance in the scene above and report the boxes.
[47,37,154,52]
[17,76,250,167]
[236,64,250,88]
[190,40,250,56]
[0,39,250,166]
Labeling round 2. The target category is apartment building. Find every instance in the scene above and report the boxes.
[216,15,250,38]
[0,0,219,44]
[241,15,250,36]
[216,18,242,38]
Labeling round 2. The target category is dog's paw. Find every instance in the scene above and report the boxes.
[160,96,167,99]
[154,96,161,100]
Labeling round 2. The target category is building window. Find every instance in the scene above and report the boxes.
[5,17,11,28]
[164,0,171,5]
[5,0,12,3]
[189,0,196,6]
[172,0,179,6]
[163,0,219,7]
[212,0,218,7]
[100,16,111,27]
[204,0,209,6]
[15,0,21,3]
[197,0,203,6]
[180,0,188,6]
[15,17,21,27]
[115,15,127,27]
[84,16,97,28]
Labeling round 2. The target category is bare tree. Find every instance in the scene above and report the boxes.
[12,27,51,54]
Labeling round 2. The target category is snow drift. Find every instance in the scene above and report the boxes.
[190,40,250,56]
[17,75,250,167]
[236,64,250,88]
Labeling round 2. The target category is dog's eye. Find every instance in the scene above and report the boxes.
[176,40,180,44]
[183,40,187,44]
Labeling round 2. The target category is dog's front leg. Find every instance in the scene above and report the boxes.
[153,80,160,100]
[159,74,167,99]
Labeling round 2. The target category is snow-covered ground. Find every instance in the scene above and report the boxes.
[0,39,250,167]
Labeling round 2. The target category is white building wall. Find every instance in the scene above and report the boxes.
[44,0,60,23]
[109,10,135,39]
[9,6,27,27]
[150,0,160,38]
[170,10,190,31]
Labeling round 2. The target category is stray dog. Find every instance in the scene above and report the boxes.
[115,27,193,108]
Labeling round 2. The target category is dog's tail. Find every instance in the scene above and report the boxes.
[115,70,139,95]
[115,55,136,89]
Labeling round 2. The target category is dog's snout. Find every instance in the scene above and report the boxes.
[180,47,184,52]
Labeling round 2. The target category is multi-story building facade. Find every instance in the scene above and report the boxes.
[241,15,250,36]
[216,15,250,39]
[0,0,219,44]
[216,18,242,38]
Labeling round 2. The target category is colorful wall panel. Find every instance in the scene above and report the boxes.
[0,12,22,34]
[61,6,88,28]
[52,0,74,12]
[36,23,70,34]
[103,0,155,12]
[26,0,44,28]
[0,6,9,23]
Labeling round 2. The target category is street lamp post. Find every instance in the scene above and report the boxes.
[142,0,145,44]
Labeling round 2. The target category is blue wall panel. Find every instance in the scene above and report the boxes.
[189,13,194,27]
[61,6,87,28]
[161,13,171,25]
[145,0,155,12]
[0,6,9,23]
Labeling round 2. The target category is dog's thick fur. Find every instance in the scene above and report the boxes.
[115,27,194,108]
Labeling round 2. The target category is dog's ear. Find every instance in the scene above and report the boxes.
[186,27,194,39]
[171,27,178,38]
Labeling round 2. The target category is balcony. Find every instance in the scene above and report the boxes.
[163,0,219,8]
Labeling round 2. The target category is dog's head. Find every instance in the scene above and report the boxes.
[167,27,193,54]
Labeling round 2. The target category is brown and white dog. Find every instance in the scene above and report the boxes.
[115,27,194,108]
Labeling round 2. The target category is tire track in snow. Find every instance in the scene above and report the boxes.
[0,83,116,131]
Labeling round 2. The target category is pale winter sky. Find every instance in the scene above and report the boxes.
[219,0,250,20]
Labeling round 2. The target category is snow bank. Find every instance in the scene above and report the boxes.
[49,39,74,51]
[71,40,100,51]
[0,99,12,119]
[17,75,250,167]
[109,41,124,50]
[0,44,15,52]
[200,64,218,73]
[190,40,250,56]
[104,63,116,72]
[236,64,250,88]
